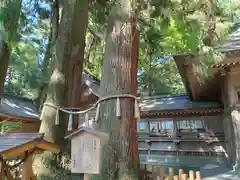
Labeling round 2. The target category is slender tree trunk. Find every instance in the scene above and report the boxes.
[0,40,11,99]
[92,1,140,179]
[35,0,88,178]
[0,0,21,98]
[35,0,60,110]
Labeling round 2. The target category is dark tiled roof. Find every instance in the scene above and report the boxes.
[0,133,42,153]
[216,28,240,52]
[139,95,221,111]
[0,94,39,120]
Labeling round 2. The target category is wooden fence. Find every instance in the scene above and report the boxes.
[142,167,201,180]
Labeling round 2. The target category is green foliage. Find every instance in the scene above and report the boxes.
[7,42,43,98]
[0,0,21,45]
[3,1,50,99]
[1,0,239,99]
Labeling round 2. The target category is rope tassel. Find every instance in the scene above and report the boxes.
[134,99,140,121]
[116,97,121,118]
[85,113,89,127]
[68,112,73,131]
[95,103,100,122]
[55,109,60,125]
[78,114,82,129]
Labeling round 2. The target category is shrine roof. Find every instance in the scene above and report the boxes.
[216,27,240,53]
[0,94,39,120]
[65,127,109,140]
[0,73,99,121]
[0,133,60,159]
[139,95,221,112]
[80,72,222,111]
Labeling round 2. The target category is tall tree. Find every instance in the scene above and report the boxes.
[92,0,140,179]
[36,0,89,178]
[0,0,21,98]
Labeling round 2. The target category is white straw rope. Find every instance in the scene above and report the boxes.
[44,94,137,114]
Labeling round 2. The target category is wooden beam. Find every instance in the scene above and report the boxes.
[0,118,12,122]
[1,140,38,160]
[21,153,34,180]
[0,112,39,122]
[37,140,60,153]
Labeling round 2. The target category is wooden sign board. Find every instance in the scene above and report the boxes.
[71,132,100,174]
[66,127,109,174]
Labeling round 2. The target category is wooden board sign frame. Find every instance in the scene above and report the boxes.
[65,127,109,175]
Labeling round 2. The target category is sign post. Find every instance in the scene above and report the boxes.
[65,127,109,178]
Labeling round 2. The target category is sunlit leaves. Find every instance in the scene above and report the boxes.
[0,0,21,45]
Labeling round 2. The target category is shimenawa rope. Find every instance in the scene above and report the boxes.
[44,94,140,131]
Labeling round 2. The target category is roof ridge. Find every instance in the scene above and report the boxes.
[139,94,188,100]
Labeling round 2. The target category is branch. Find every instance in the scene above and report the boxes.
[88,27,102,40]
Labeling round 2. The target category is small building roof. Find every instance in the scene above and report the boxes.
[0,133,60,159]
[0,73,100,121]
[0,94,39,120]
[216,27,240,53]
[65,127,109,140]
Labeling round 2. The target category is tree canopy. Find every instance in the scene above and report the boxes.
[0,0,239,98]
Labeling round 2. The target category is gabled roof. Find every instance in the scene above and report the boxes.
[0,94,39,120]
[82,70,222,110]
[0,73,100,121]
[65,126,109,140]
[173,54,201,100]
[194,28,240,102]
[0,133,60,159]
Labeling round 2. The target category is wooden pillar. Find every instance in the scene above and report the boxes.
[21,154,34,180]
[181,174,187,180]
[0,161,4,180]
[189,170,195,180]
[159,167,165,180]
[84,174,90,180]
[173,176,179,180]
[196,171,201,180]
[169,168,174,176]
[178,169,184,180]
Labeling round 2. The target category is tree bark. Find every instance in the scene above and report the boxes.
[0,0,22,98]
[35,0,60,110]
[0,39,11,99]
[35,0,88,178]
[92,1,140,179]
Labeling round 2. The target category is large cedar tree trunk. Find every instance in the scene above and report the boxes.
[92,1,140,179]
[35,0,88,178]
